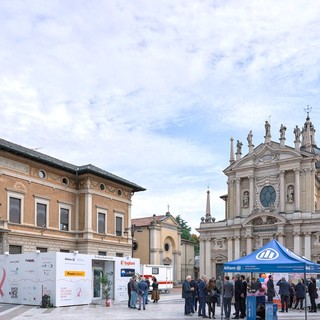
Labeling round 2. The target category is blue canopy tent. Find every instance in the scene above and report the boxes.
[224,239,320,273]
[222,240,320,319]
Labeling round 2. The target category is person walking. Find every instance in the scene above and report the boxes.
[277,277,290,313]
[223,275,234,320]
[137,277,148,310]
[151,276,160,303]
[294,279,305,310]
[267,275,275,302]
[198,275,208,318]
[308,277,318,313]
[182,275,194,316]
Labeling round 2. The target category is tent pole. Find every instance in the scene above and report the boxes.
[304,271,307,320]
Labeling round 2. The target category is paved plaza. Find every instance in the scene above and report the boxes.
[1,288,319,320]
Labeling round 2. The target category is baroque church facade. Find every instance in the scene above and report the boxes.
[198,112,320,278]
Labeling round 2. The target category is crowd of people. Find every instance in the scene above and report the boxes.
[127,275,160,310]
[182,275,222,318]
[182,274,319,319]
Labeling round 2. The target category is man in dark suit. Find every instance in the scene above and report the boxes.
[223,275,234,320]
[267,275,275,302]
[239,275,247,319]
[277,277,290,313]
[198,275,208,318]
[190,276,198,313]
[182,275,194,316]
[232,275,242,319]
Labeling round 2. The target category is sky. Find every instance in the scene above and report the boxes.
[1,0,320,233]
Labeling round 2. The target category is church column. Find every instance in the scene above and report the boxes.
[234,236,240,259]
[277,234,285,245]
[279,171,285,212]
[293,225,301,255]
[235,178,241,216]
[249,176,254,213]
[304,232,311,260]
[305,169,312,212]
[199,238,205,276]
[294,169,301,211]
[246,236,252,255]
[277,225,285,245]
[227,237,233,262]
[205,238,211,276]
[245,227,253,254]
[150,224,160,264]
[227,179,235,219]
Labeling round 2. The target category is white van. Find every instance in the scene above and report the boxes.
[140,264,173,293]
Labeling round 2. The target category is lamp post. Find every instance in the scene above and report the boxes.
[125,224,142,257]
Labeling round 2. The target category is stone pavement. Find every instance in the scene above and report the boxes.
[1,289,319,320]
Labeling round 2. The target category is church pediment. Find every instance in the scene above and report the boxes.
[242,210,288,227]
[226,142,302,172]
[161,215,180,227]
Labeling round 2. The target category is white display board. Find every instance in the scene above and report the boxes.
[0,253,140,306]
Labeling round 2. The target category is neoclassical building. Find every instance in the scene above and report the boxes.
[198,112,320,279]
[0,138,145,256]
[131,212,182,281]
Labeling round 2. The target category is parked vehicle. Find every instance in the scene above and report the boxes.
[140,264,173,293]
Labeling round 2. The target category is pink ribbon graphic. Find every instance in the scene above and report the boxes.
[0,267,6,297]
[77,288,82,297]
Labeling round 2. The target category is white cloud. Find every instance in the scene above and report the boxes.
[0,0,320,232]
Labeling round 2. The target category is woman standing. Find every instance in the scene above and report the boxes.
[308,277,317,313]
[206,278,218,319]
[294,279,305,310]
[151,276,160,303]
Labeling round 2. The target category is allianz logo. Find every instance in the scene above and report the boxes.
[256,248,279,260]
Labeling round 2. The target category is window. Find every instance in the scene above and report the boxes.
[60,249,70,253]
[36,247,48,252]
[60,208,69,231]
[98,212,106,234]
[152,267,159,274]
[260,186,276,208]
[37,202,47,227]
[115,215,123,236]
[9,245,22,254]
[38,170,46,178]
[61,177,69,186]
[164,243,170,252]
[98,251,107,256]
[9,197,21,224]
[116,252,123,257]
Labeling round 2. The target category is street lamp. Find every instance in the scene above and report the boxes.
[125,224,142,257]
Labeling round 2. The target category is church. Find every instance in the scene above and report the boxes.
[197,111,320,279]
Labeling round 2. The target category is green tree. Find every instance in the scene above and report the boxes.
[175,215,199,254]
[175,215,192,240]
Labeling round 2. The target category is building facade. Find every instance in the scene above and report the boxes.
[198,113,320,279]
[131,212,182,282]
[0,138,145,256]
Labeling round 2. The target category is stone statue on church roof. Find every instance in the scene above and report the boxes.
[294,125,301,143]
[279,124,286,139]
[247,130,253,145]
